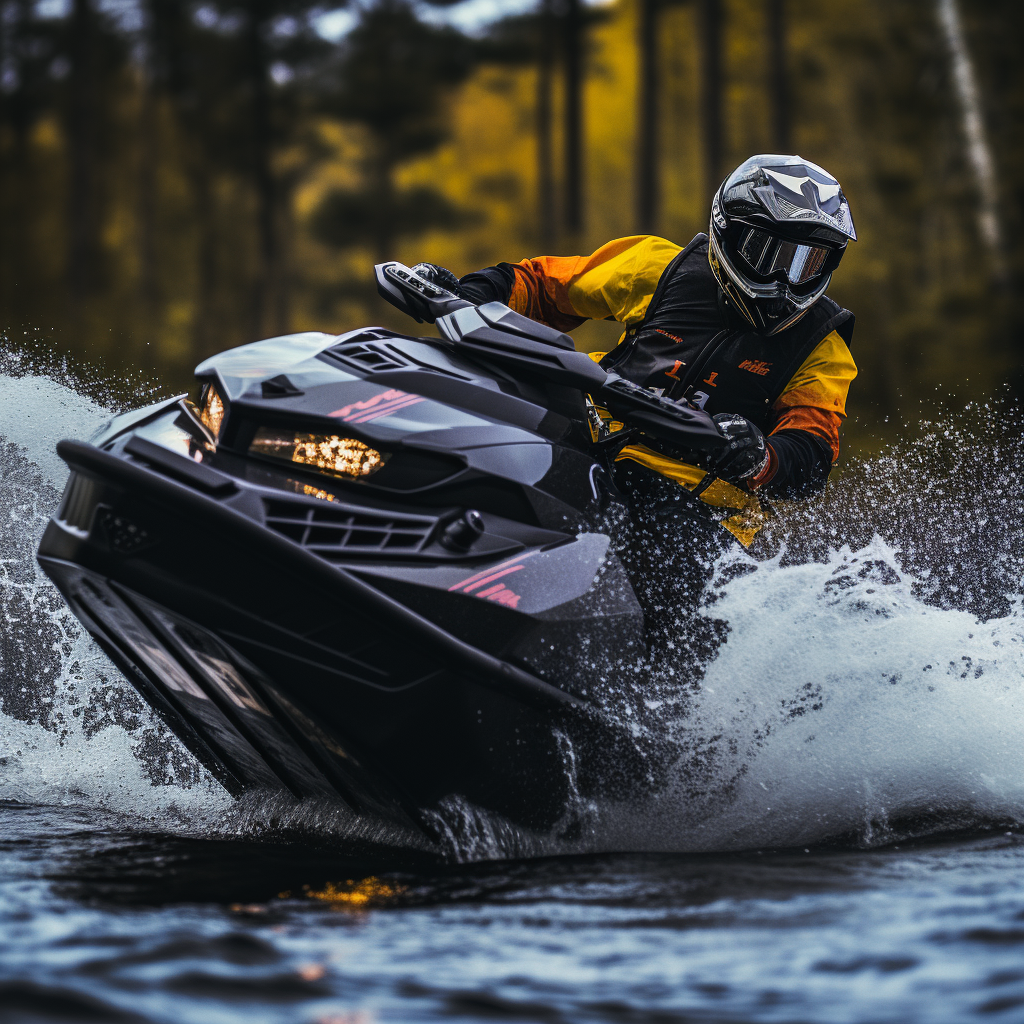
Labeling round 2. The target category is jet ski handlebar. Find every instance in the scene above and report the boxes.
[375,261,474,323]
[598,375,727,454]
[375,261,728,455]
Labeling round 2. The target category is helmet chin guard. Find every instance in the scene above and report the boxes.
[709,155,855,335]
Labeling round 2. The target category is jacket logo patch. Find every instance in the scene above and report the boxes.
[665,359,684,380]
[738,359,772,376]
[654,328,687,345]
[703,372,718,387]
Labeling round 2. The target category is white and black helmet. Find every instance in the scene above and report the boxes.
[708,154,856,335]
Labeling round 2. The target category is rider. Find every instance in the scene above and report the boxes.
[417,154,857,548]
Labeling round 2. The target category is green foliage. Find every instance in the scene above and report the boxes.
[312,183,476,250]
[0,0,1021,438]
[311,0,480,264]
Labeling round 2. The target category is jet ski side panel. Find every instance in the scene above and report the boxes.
[37,441,605,833]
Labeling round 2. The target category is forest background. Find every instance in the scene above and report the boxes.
[1,0,1021,450]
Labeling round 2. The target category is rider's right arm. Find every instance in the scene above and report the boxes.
[459,235,682,335]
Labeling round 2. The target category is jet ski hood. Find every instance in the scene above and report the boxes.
[196,328,555,451]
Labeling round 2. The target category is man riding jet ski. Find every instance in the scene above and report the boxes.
[420,154,858,552]
[34,156,855,847]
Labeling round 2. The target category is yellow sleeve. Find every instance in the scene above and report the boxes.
[775,330,858,416]
[566,235,682,324]
[510,235,683,329]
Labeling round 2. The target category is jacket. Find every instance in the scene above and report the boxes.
[460,234,858,543]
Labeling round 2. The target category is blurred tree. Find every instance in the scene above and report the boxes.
[1,0,1022,427]
[66,0,100,301]
[311,0,477,267]
[538,0,556,248]
[203,0,332,338]
[635,0,690,234]
[138,0,330,343]
[636,0,659,233]
[562,0,584,236]
[482,0,609,249]
[700,0,722,203]
[767,0,789,152]
[956,0,1024,364]
[0,0,61,320]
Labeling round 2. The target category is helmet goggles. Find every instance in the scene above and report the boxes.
[737,228,830,288]
[708,154,855,335]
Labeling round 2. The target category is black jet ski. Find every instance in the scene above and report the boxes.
[36,264,727,843]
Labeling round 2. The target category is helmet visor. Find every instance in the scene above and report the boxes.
[737,228,830,287]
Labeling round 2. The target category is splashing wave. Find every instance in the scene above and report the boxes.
[2,357,1023,856]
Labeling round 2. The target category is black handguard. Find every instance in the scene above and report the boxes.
[411,263,464,296]
[375,261,473,323]
[599,374,728,455]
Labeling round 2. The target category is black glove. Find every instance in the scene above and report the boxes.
[707,413,770,484]
[411,263,463,297]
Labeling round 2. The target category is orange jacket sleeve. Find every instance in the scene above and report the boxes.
[770,329,858,461]
[507,236,683,332]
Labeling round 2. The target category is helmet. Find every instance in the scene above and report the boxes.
[708,154,856,335]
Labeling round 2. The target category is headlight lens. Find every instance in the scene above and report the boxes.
[250,427,387,479]
[200,385,225,438]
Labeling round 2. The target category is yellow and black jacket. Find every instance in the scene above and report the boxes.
[460,234,857,544]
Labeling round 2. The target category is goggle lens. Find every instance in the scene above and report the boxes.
[738,229,829,285]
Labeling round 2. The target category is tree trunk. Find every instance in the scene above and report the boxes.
[373,146,397,266]
[67,0,99,301]
[138,35,160,323]
[537,0,556,249]
[636,0,660,233]
[562,0,584,238]
[190,160,216,357]
[245,1,277,340]
[700,0,723,209]
[767,0,790,153]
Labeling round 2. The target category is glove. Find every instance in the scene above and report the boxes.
[411,263,463,297]
[707,413,770,484]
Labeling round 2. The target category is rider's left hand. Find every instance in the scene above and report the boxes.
[707,413,771,485]
[411,263,463,297]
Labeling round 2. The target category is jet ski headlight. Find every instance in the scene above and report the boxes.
[250,427,388,479]
[199,384,225,438]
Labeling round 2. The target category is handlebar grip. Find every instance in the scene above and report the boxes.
[375,262,474,323]
[599,375,727,453]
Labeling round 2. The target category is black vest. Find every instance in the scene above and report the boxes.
[599,234,855,429]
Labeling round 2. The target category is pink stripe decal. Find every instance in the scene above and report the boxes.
[448,551,539,593]
[462,565,525,594]
[347,395,425,423]
[330,389,414,421]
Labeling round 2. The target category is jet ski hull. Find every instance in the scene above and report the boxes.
[35,291,716,844]
[39,440,621,843]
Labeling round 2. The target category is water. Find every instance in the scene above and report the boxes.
[4,807,1024,1024]
[4,355,1024,1021]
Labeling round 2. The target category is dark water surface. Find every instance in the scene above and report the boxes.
[8,365,1024,1022]
[4,801,1024,1024]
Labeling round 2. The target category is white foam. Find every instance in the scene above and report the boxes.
[5,360,1024,854]
[0,703,230,821]
[0,374,108,487]
[585,536,1024,853]
[0,368,230,827]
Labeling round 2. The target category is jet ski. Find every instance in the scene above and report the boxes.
[36,263,727,843]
